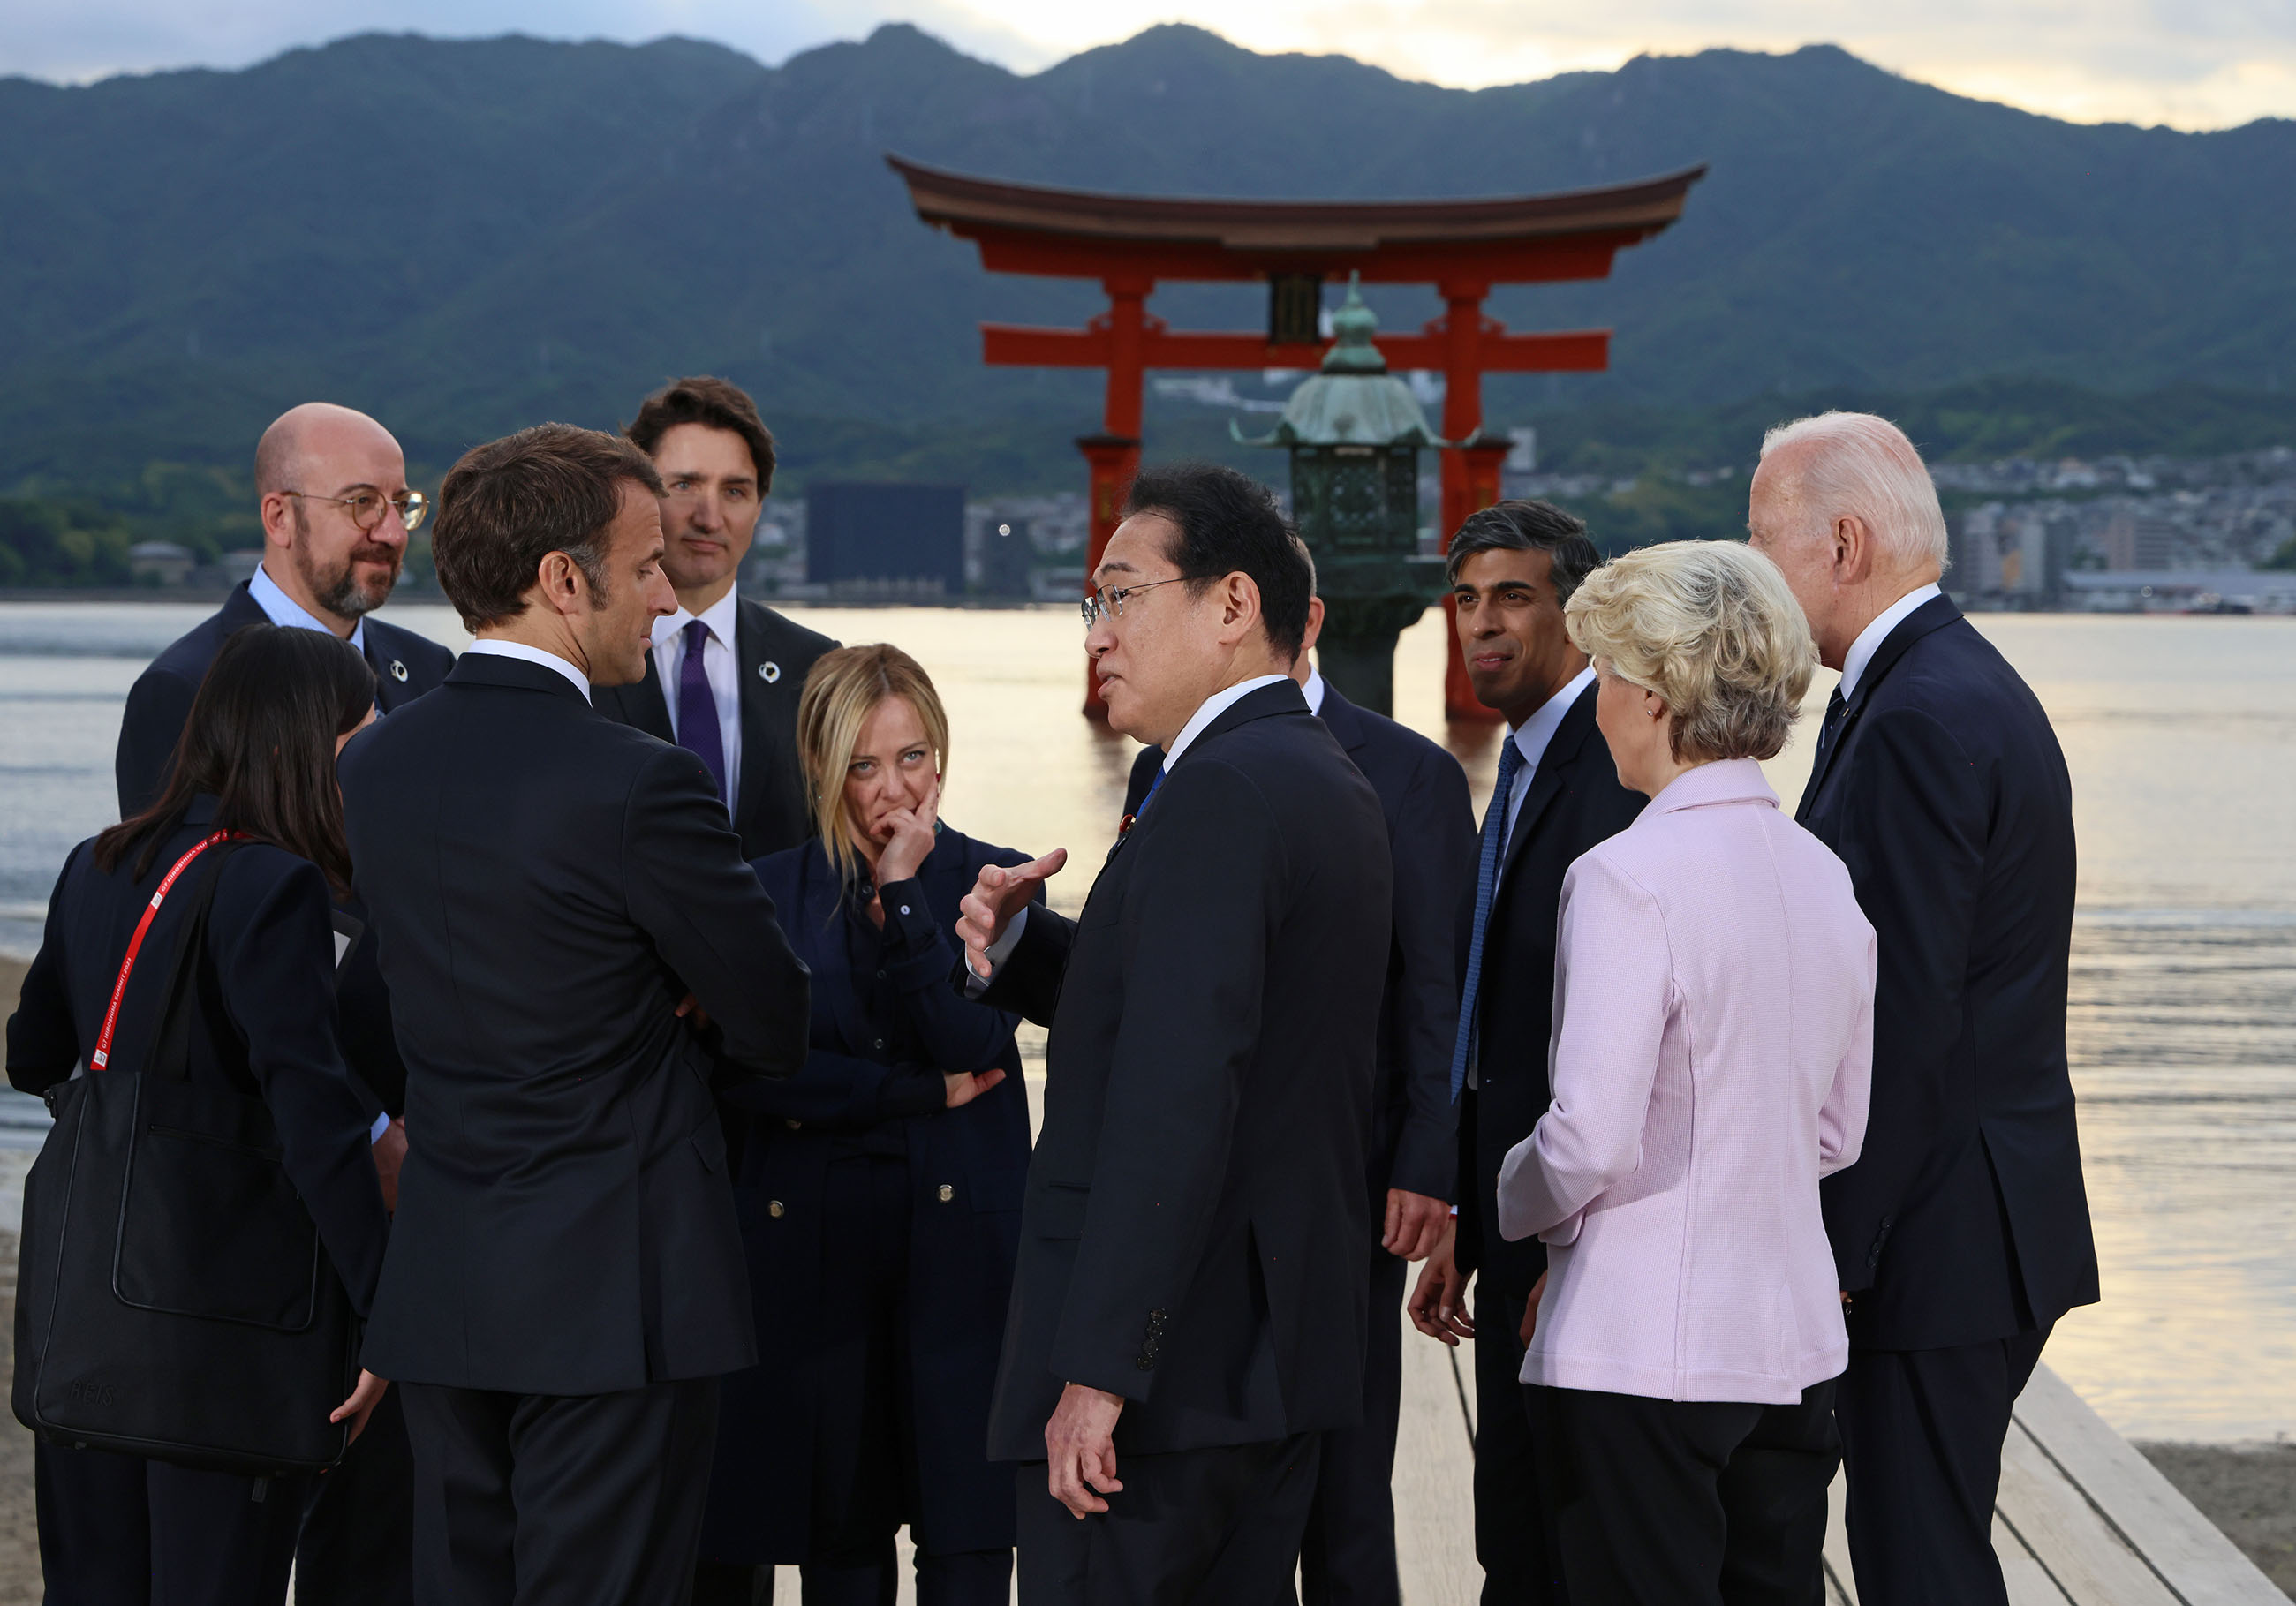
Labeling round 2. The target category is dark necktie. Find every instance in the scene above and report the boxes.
[1449,734,1527,1103]
[1799,686,1848,818]
[676,619,729,804]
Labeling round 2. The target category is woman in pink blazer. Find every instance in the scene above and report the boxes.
[1496,539,1876,1606]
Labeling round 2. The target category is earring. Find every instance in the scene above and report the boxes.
[1647,706,1663,719]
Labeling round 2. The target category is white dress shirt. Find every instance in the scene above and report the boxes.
[970,673,1295,988]
[251,562,365,655]
[1839,583,1942,701]
[650,589,744,816]
[1300,667,1327,716]
[464,638,591,704]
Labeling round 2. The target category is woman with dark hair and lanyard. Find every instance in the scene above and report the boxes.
[694,644,1035,1606]
[6,624,394,1604]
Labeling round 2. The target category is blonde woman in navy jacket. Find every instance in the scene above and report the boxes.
[696,645,1035,1606]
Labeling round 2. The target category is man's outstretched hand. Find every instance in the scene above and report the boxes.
[956,849,1068,979]
[1045,1383,1125,1518]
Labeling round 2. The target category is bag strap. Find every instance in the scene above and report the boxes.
[88,831,244,1074]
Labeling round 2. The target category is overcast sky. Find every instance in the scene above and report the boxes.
[7,0,2293,130]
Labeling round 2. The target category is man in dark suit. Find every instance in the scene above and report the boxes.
[110,400,449,1606]
[1122,584,1474,1606]
[593,376,837,859]
[955,464,1391,1602]
[1402,501,1643,1606]
[337,423,812,1606]
[115,402,453,817]
[1752,411,2096,1606]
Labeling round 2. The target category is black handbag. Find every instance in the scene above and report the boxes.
[12,832,363,1476]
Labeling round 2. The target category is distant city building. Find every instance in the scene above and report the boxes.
[127,540,194,586]
[806,482,964,598]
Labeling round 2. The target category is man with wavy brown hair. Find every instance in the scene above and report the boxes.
[596,376,837,859]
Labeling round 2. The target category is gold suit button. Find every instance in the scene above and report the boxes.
[936,1184,955,1203]
[767,1200,785,1218]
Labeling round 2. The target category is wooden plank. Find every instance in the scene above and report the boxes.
[2013,1366,2289,1606]
[1393,1316,1479,1606]
[1824,1469,1859,1603]
[1995,1510,2080,1606]
[1998,1412,2181,1605]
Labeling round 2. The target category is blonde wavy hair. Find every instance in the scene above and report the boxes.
[1564,541,1817,764]
[795,644,950,886]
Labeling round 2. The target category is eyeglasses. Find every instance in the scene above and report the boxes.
[1080,577,1188,629]
[283,488,429,534]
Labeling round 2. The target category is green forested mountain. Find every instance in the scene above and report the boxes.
[1,23,2292,501]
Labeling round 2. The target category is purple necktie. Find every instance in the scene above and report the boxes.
[676,619,728,803]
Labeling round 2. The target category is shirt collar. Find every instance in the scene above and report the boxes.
[1839,582,1942,701]
[652,587,741,650]
[251,560,366,654]
[1510,664,1597,776]
[1162,674,1293,771]
[464,638,592,704]
[1300,667,1326,716]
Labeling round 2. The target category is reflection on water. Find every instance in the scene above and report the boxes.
[0,603,2288,1440]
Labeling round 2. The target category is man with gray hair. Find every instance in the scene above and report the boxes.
[1749,412,2096,1606]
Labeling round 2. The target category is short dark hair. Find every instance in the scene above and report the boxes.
[96,624,374,896]
[1446,500,1602,601]
[624,376,778,492]
[1123,463,1312,660]
[433,424,664,631]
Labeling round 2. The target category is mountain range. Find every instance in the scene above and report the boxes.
[2,23,2292,499]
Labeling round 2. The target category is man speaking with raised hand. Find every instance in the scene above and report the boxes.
[957,463,1391,1602]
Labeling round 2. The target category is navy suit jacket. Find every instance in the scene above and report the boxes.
[982,681,1391,1459]
[338,652,810,1393]
[1124,682,1476,1203]
[1799,593,2098,1350]
[6,801,391,1317]
[1453,681,1644,1301]
[703,828,1033,1561]
[592,597,839,861]
[114,580,452,818]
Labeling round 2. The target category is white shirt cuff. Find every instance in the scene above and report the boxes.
[370,1112,393,1145]
[964,905,1030,996]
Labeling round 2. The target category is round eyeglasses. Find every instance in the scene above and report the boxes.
[283,488,429,534]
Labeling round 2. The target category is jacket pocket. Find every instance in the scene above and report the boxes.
[1031,1181,1090,1240]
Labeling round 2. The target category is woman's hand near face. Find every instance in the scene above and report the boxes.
[871,774,941,890]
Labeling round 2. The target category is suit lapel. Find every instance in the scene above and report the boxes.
[1799,594,1963,815]
[1315,684,1372,755]
[1499,681,1600,887]
[797,847,868,1055]
[734,601,794,841]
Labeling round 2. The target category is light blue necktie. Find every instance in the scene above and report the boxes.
[1450,734,1526,1103]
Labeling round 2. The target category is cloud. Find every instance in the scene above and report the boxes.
[4,0,2293,129]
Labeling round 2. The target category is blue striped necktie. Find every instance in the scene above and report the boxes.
[1450,734,1526,1102]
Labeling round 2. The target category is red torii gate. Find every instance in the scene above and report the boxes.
[888,155,1704,718]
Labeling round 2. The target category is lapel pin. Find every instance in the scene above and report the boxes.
[389,660,408,682]
[759,661,782,683]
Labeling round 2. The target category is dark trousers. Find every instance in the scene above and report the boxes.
[402,1376,718,1606]
[1015,1434,1319,1605]
[1471,1282,1563,1606]
[34,1440,306,1606]
[1530,1379,1839,1606]
[1298,1239,1404,1606]
[297,1382,415,1605]
[1836,1326,2052,1606]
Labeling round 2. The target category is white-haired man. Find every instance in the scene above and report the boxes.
[1748,412,2096,1606]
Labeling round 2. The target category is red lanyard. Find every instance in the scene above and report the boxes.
[88,830,241,1072]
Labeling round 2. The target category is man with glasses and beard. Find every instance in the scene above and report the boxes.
[113,400,452,1606]
[117,401,451,813]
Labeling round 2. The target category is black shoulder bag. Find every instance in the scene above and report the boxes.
[12,832,364,1475]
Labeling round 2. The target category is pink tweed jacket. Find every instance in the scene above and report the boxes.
[1497,758,1876,1405]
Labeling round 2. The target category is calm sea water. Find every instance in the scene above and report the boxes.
[0,601,2289,1442]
